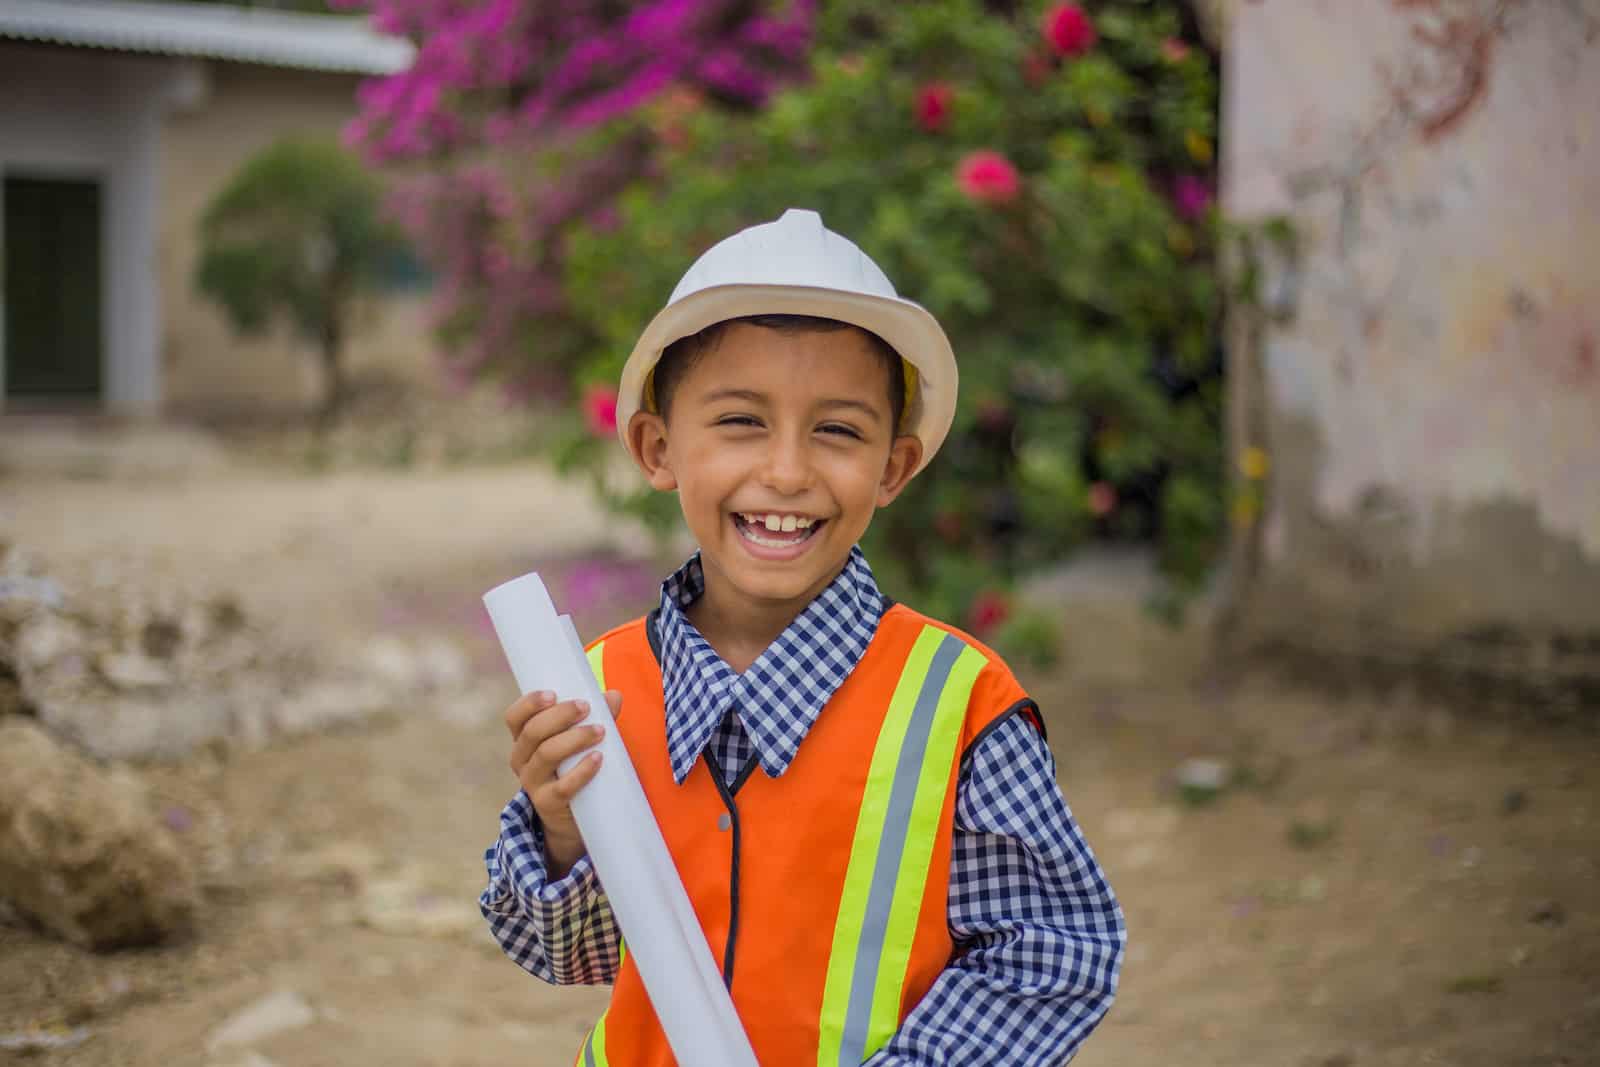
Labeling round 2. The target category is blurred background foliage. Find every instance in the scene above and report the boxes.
[195,138,408,424]
[344,0,1222,656]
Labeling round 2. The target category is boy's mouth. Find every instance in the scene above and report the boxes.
[732,512,825,552]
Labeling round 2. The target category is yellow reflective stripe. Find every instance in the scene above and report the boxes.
[580,940,624,1066]
[865,642,986,1049]
[587,1012,609,1067]
[817,625,943,1065]
[577,640,610,1067]
[819,627,979,1067]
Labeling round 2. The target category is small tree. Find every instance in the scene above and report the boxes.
[195,137,405,422]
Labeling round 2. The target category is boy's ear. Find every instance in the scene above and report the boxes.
[875,434,924,508]
[627,410,678,491]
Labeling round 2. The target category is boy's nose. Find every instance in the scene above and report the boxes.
[758,435,814,495]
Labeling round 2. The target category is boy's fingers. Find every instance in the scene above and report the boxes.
[549,752,603,802]
[508,699,589,774]
[504,689,557,739]
[528,724,604,780]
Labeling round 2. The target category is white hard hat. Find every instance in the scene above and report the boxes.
[616,208,957,475]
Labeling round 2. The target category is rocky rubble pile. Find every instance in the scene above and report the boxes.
[0,541,472,761]
[0,540,483,952]
[0,719,198,949]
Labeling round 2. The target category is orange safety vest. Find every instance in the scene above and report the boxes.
[575,602,1039,1067]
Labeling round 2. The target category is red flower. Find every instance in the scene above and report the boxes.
[915,83,954,133]
[1087,481,1118,517]
[968,590,1011,636]
[582,384,619,437]
[1043,4,1097,57]
[1161,37,1192,63]
[956,150,1021,204]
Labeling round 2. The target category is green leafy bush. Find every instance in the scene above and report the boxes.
[561,0,1222,642]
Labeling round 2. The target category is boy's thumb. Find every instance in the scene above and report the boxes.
[604,688,623,720]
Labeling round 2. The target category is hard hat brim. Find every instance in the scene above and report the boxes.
[617,283,957,476]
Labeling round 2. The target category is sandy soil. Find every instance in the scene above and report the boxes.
[2,456,1597,1067]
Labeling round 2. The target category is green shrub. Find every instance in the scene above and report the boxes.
[560,1,1222,644]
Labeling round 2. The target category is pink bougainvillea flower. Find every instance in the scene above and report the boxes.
[1172,174,1214,220]
[956,150,1022,204]
[1087,481,1118,517]
[582,384,619,437]
[564,558,617,615]
[915,82,954,133]
[1043,4,1097,57]
[968,590,1011,636]
[1161,37,1192,63]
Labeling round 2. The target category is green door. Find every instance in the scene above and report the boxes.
[4,176,104,403]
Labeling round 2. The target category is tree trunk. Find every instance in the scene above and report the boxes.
[316,313,345,431]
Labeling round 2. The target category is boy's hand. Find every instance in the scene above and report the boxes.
[504,688,621,878]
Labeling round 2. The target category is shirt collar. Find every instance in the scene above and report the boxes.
[655,546,885,784]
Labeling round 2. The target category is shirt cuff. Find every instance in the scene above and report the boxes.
[483,790,599,916]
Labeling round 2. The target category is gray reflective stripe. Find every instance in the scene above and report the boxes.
[837,631,966,1065]
[583,1036,596,1067]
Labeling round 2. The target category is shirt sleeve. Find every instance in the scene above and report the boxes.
[478,789,622,986]
[863,710,1126,1065]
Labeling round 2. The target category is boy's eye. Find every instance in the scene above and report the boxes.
[818,422,864,440]
[715,414,762,428]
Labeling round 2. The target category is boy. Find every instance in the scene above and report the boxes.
[481,209,1125,1065]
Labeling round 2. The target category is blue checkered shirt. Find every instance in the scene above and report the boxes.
[480,547,1125,1065]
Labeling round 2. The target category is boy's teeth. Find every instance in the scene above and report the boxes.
[737,512,820,533]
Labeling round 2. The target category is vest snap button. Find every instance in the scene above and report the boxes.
[717,813,731,832]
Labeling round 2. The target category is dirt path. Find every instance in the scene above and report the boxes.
[2,460,1597,1066]
[5,464,655,643]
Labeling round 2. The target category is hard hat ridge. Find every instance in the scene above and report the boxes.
[668,210,899,303]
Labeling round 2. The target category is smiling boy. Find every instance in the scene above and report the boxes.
[481,210,1125,1066]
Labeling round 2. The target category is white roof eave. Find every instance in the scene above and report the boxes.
[0,0,415,75]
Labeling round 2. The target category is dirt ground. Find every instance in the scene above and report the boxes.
[2,441,1597,1067]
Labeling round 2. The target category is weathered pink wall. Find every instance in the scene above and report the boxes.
[1222,0,1600,673]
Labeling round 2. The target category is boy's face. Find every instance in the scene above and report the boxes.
[628,323,922,615]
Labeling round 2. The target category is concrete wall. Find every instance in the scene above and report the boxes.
[0,43,182,415]
[159,62,434,420]
[1222,1,1600,695]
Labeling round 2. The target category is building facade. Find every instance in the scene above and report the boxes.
[0,0,427,419]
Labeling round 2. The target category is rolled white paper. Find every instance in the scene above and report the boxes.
[483,572,758,1067]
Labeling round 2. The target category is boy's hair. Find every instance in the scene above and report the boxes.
[650,314,907,429]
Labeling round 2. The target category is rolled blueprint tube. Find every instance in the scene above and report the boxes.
[483,572,758,1067]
